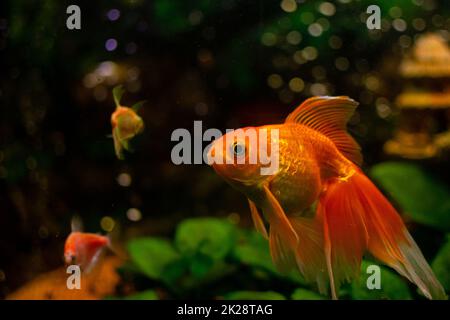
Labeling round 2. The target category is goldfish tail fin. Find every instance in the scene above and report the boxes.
[113,127,124,160]
[319,169,446,300]
[318,170,369,299]
[352,172,446,300]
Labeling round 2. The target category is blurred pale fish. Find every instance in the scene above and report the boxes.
[64,217,110,273]
[110,85,145,160]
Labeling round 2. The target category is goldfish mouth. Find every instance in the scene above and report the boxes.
[64,253,76,265]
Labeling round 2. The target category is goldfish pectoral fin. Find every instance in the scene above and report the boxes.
[136,118,145,134]
[269,228,297,273]
[347,172,447,300]
[318,173,369,299]
[289,215,329,296]
[262,184,298,248]
[131,100,146,112]
[248,199,268,239]
[83,249,104,274]
[285,96,362,165]
[113,128,125,160]
[121,139,133,152]
[112,85,125,108]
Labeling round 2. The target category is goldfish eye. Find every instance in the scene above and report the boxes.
[231,142,246,157]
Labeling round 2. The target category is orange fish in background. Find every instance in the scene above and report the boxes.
[208,96,446,300]
[110,85,145,160]
[64,232,110,272]
[64,218,111,273]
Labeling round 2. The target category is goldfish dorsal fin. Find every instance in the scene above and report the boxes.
[71,215,84,232]
[285,96,362,165]
[112,85,125,108]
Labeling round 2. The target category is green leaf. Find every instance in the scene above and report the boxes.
[432,235,450,292]
[351,261,412,300]
[291,288,325,300]
[124,290,159,300]
[178,261,237,291]
[232,230,276,272]
[189,254,214,278]
[112,85,125,107]
[127,237,183,283]
[175,218,237,261]
[370,162,450,231]
[223,291,286,300]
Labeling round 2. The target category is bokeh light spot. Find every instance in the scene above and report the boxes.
[286,31,302,45]
[227,212,240,224]
[302,46,318,61]
[319,2,336,16]
[412,18,426,31]
[280,0,297,13]
[100,216,115,232]
[117,172,132,187]
[261,32,277,46]
[335,57,349,71]
[308,23,323,37]
[310,83,327,95]
[127,208,142,222]
[392,19,407,32]
[267,74,283,89]
[289,77,305,92]
[105,38,118,51]
[107,9,121,21]
[189,10,204,25]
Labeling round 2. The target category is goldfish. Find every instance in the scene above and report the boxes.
[64,218,110,272]
[208,96,446,300]
[64,232,110,272]
[110,85,145,160]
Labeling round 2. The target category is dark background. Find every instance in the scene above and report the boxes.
[0,0,449,298]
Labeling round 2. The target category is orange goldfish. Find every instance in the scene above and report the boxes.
[110,85,145,160]
[208,96,446,300]
[64,232,110,272]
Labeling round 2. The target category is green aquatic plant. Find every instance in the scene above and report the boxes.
[432,235,450,292]
[370,162,450,231]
